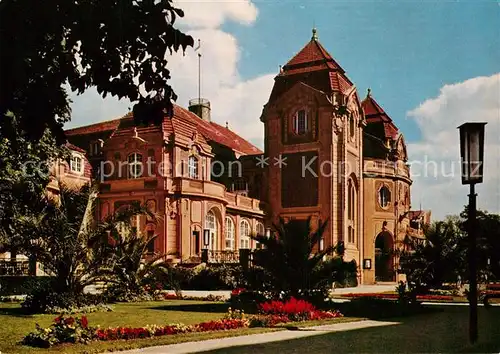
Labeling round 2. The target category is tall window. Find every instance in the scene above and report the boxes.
[293,109,308,135]
[225,217,235,250]
[347,179,356,244]
[70,155,83,173]
[379,186,391,208]
[256,222,265,249]
[146,230,155,254]
[188,156,198,179]
[205,211,217,250]
[349,115,356,140]
[239,220,250,249]
[128,153,143,179]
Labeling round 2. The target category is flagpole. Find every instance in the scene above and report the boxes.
[197,39,201,104]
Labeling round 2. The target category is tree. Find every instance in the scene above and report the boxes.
[398,218,466,292]
[250,217,357,301]
[0,113,68,253]
[0,0,194,143]
[460,207,500,281]
[19,183,153,295]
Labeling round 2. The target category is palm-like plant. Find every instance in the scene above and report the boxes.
[19,182,156,296]
[103,230,174,300]
[250,217,356,300]
[398,218,465,292]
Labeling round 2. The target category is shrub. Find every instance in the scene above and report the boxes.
[0,276,54,296]
[229,290,273,313]
[23,315,95,348]
[22,283,107,314]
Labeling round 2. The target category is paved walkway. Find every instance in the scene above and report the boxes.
[119,320,399,354]
[163,284,397,300]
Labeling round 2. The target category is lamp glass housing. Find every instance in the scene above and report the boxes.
[203,229,210,248]
[458,122,486,185]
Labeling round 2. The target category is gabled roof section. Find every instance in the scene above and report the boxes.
[361,89,399,140]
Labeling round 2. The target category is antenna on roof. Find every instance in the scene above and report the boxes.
[194,39,202,104]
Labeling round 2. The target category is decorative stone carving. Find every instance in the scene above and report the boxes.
[166,197,178,219]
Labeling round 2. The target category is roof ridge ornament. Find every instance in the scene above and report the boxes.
[312,27,318,41]
[367,88,372,97]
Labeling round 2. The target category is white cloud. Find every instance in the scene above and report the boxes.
[407,73,500,220]
[66,0,272,149]
[174,0,258,29]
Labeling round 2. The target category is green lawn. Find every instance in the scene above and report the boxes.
[0,300,359,354]
[199,306,500,354]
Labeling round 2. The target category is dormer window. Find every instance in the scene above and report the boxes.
[293,109,308,135]
[70,155,83,174]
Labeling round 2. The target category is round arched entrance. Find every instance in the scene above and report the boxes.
[375,231,395,282]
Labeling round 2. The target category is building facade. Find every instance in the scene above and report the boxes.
[65,29,430,284]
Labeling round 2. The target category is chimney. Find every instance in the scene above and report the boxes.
[188,98,211,122]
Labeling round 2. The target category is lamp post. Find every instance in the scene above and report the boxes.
[458,122,487,344]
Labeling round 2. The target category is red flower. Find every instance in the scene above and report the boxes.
[81,315,88,328]
[231,288,246,296]
[64,317,75,326]
[54,316,62,324]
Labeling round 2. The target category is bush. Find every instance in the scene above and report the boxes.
[161,264,245,291]
[0,276,53,296]
[22,282,107,314]
[229,290,272,313]
[23,315,95,348]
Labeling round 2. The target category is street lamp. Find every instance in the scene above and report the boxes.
[458,122,487,344]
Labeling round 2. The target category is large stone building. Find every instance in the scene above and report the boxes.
[64,29,430,284]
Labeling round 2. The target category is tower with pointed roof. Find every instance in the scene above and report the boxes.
[261,28,365,272]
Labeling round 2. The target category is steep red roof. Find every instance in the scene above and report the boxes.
[65,118,121,136]
[268,30,353,103]
[361,92,399,139]
[64,105,262,155]
[284,39,343,71]
[66,142,86,154]
[170,105,262,155]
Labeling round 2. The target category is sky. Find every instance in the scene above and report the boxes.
[66,0,500,220]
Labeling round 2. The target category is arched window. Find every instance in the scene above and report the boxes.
[379,186,391,208]
[293,109,308,135]
[188,155,198,179]
[205,210,217,250]
[128,153,143,179]
[225,217,235,250]
[347,179,356,244]
[239,220,250,249]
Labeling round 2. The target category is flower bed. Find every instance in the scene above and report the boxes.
[96,319,248,341]
[340,293,454,301]
[23,315,249,347]
[253,297,343,325]
[23,298,343,348]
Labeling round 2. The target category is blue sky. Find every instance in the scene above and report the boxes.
[222,0,499,143]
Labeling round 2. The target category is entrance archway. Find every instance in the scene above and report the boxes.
[375,231,395,282]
